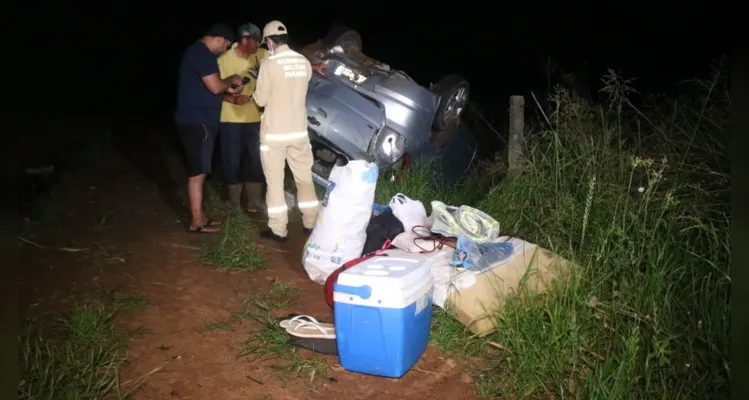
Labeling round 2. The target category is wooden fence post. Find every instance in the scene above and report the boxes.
[508,95,525,177]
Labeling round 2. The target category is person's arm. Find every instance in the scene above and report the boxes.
[252,60,271,107]
[218,56,234,101]
[196,50,239,94]
[202,74,237,95]
[311,63,327,75]
[223,94,251,105]
[217,54,229,80]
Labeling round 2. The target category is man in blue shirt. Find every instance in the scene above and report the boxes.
[175,23,244,233]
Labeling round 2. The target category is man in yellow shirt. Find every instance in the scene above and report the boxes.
[217,23,269,211]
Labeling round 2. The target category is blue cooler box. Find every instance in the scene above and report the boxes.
[333,250,434,378]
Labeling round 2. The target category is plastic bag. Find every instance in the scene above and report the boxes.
[389,193,427,233]
[450,235,515,273]
[302,160,379,284]
[391,227,448,253]
[427,201,500,243]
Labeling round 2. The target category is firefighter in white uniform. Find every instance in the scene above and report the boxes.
[253,20,319,243]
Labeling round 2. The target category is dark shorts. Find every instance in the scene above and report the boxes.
[176,124,217,177]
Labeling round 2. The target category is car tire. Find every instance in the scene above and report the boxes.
[431,74,470,131]
[324,26,363,53]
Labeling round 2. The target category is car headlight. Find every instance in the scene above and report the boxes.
[371,127,405,165]
[333,64,368,84]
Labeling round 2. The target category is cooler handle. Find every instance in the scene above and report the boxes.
[333,283,372,300]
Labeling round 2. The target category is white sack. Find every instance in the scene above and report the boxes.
[302,160,379,284]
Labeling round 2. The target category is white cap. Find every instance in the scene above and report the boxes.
[261,20,288,43]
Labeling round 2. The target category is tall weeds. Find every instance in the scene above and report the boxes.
[378,67,730,399]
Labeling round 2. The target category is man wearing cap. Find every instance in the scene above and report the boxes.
[175,23,245,233]
[217,23,269,212]
[252,20,319,243]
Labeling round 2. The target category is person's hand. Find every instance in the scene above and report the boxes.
[226,84,243,94]
[234,95,251,105]
[229,74,244,85]
[311,63,327,75]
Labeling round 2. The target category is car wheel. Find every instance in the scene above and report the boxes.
[324,26,363,53]
[431,74,470,131]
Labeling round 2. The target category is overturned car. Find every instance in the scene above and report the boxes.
[296,27,471,185]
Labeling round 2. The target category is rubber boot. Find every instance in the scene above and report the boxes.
[243,182,264,213]
[228,184,242,209]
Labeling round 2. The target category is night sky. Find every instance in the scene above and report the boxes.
[30,2,729,120]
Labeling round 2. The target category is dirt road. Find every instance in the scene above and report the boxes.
[19,126,482,400]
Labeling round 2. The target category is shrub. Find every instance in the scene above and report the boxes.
[377,67,730,399]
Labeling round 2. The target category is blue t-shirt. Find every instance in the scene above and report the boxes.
[174,41,222,127]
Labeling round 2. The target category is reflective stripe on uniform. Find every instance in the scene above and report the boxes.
[297,200,319,209]
[267,205,288,214]
[268,51,304,60]
[263,131,308,141]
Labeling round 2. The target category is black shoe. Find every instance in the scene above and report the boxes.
[303,227,313,235]
[260,230,287,243]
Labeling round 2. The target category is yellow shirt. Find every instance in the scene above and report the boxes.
[217,44,269,123]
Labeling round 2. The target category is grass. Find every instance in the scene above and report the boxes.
[375,67,730,398]
[238,315,329,383]
[429,307,485,357]
[19,67,727,398]
[112,294,151,311]
[18,123,137,399]
[235,279,302,320]
[197,180,267,271]
[18,305,136,400]
[234,280,328,383]
[203,320,234,331]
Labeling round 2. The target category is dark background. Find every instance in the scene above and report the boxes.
[29,2,729,122]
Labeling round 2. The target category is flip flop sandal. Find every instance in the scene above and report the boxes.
[288,332,338,355]
[285,321,336,339]
[279,315,335,330]
[207,218,223,226]
[284,322,336,339]
[187,224,221,234]
[281,315,338,356]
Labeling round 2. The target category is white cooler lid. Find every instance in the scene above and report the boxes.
[337,250,432,291]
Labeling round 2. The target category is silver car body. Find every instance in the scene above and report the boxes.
[303,48,460,186]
